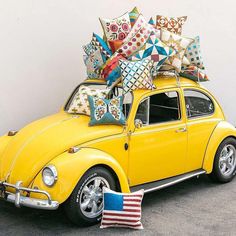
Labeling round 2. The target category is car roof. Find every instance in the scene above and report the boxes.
[85,76,202,92]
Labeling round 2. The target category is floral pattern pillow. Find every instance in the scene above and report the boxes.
[119,59,155,94]
[88,96,126,126]
[68,85,109,115]
[100,13,131,41]
[156,15,187,35]
[160,29,194,72]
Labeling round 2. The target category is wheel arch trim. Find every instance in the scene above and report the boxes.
[202,121,236,173]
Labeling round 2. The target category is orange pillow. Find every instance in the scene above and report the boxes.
[108,40,124,53]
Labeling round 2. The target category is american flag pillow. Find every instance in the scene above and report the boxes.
[100,188,144,229]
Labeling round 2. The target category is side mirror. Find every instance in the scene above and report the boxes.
[134,119,143,129]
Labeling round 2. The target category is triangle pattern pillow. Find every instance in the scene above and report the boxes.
[100,12,131,41]
[160,29,194,72]
[180,65,209,82]
[131,33,175,76]
[83,33,112,60]
[129,7,140,27]
[156,15,187,35]
[68,85,110,115]
[119,59,155,94]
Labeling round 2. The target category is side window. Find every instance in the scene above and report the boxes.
[184,90,214,118]
[135,91,181,125]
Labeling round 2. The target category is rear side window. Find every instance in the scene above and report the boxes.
[184,89,214,118]
[135,91,181,125]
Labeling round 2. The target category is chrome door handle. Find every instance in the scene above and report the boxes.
[175,127,187,133]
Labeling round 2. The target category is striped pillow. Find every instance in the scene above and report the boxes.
[101,188,144,229]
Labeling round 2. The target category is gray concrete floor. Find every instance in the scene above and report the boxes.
[0,175,235,236]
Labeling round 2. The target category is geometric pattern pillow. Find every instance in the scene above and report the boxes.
[100,13,131,41]
[101,188,144,230]
[83,49,104,79]
[131,33,175,76]
[108,40,124,53]
[119,59,155,94]
[160,29,194,72]
[156,15,187,35]
[67,85,109,115]
[83,33,112,60]
[185,36,205,69]
[88,96,126,126]
[180,65,209,82]
[129,7,140,27]
[148,17,155,26]
[101,54,124,86]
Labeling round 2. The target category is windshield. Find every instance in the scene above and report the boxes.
[65,82,133,118]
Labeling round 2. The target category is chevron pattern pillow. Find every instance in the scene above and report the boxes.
[119,59,155,94]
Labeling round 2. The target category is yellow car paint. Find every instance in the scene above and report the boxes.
[0,77,235,205]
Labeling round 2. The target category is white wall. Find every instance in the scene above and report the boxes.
[0,0,236,135]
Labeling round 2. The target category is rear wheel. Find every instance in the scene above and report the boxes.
[209,138,236,183]
[64,167,116,226]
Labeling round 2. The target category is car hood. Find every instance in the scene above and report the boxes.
[0,112,123,187]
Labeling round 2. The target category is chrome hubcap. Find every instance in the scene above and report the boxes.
[219,144,236,177]
[79,177,109,218]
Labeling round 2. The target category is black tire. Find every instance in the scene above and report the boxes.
[209,137,236,183]
[64,166,116,226]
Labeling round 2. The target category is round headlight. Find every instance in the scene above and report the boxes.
[42,165,58,187]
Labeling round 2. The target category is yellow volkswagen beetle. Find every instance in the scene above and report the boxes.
[0,76,236,226]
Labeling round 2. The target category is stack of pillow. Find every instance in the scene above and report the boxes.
[69,8,209,126]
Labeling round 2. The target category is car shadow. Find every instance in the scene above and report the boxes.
[0,174,222,235]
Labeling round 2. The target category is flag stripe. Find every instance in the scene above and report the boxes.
[103,212,141,217]
[103,217,140,223]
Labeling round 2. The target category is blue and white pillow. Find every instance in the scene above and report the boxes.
[185,36,205,69]
[88,96,126,126]
[101,187,144,229]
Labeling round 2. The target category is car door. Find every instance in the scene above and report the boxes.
[183,88,221,172]
[128,89,188,186]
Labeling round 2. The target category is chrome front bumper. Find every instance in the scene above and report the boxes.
[0,181,59,210]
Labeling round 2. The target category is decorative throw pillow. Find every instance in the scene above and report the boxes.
[160,29,194,72]
[117,25,152,58]
[83,33,112,60]
[101,188,144,229]
[101,54,124,86]
[100,13,131,41]
[156,15,187,35]
[148,17,155,26]
[182,56,190,66]
[180,65,209,82]
[185,36,205,69]
[83,48,105,79]
[68,85,109,115]
[108,40,124,53]
[131,33,175,76]
[129,7,140,27]
[119,59,155,94]
[88,96,126,126]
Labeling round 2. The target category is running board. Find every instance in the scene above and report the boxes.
[130,169,206,193]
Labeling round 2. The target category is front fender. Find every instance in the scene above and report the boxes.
[31,147,130,204]
[203,121,236,173]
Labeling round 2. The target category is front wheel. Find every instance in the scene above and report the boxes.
[209,137,236,183]
[64,167,116,226]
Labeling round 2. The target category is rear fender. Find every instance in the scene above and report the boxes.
[202,121,236,173]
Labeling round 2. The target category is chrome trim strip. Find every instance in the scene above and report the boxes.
[144,170,206,194]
